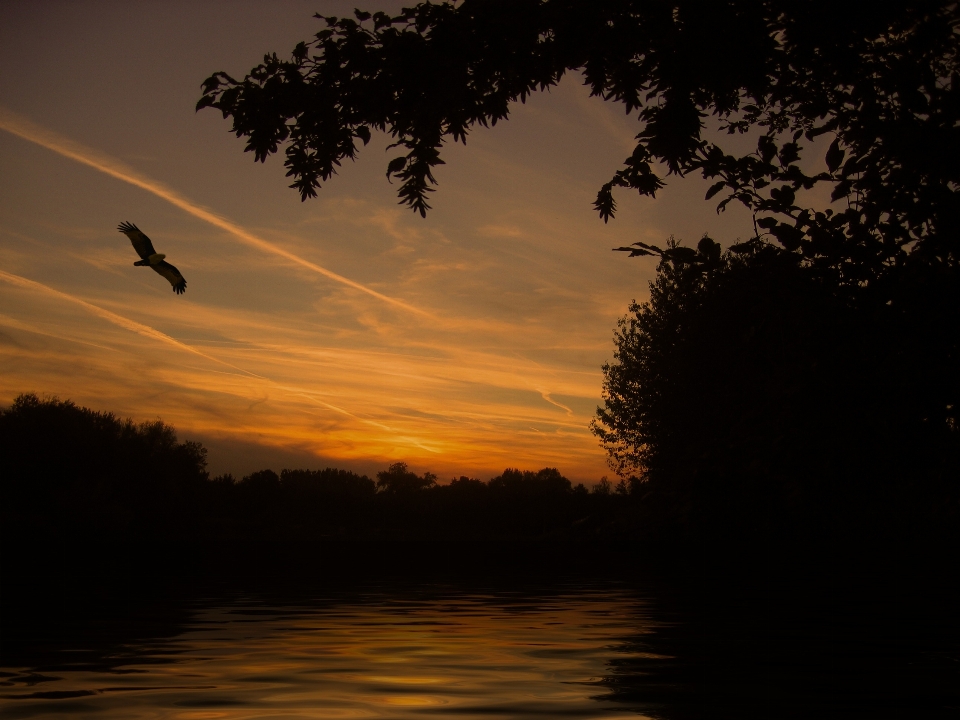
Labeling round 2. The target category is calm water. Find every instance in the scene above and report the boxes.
[2,580,656,719]
[2,570,958,719]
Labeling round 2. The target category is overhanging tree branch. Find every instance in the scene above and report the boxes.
[198,0,959,281]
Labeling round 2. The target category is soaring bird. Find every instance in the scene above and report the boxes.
[118,222,186,294]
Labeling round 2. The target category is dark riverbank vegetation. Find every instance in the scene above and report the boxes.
[0,394,642,555]
[2,392,956,566]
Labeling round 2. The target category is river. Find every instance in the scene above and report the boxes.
[2,563,958,719]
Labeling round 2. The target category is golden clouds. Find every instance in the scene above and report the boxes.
[0,232,604,477]
[2,5,730,480]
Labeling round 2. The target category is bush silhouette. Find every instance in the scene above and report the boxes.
[0,394,208,548]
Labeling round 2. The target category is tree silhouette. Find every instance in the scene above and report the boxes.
[488,467,571,495]
[0,394,209,547]
[376,461,438,494]
[199,1,958,280]
[592,238,960,540]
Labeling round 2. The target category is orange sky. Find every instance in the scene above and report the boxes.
[0,1,755,481]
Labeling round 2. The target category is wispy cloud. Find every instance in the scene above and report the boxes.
[0,107,430,317]
[537,390,575,416]
[0,269,260,377]
[0,312,119,352]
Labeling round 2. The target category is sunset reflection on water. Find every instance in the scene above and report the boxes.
[1,583,655,719]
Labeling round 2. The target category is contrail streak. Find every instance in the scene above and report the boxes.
[537,389,574,415]
[0,269,262,377]
[0,106,429,317]
[0,312,118,353]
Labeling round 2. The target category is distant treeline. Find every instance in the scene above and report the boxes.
[0,395,637,554]
[2,393,956,562]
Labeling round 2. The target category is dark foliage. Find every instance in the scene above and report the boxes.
[0,394,209,547]
[593,239,960,541]
[376,461,437,494]
[210,462,630,543]
[0,395,634,557]
[199,1,958,281]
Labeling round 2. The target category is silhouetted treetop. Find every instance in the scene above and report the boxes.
[199,1,958,277]
[243,468,281,489]
[0,394,208,489]
[0,394,208,541]
[376,461,438,494]
[280,467,376,499]
[488,467,571,495]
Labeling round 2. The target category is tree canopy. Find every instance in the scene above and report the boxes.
[0,394,209,544]
[376,461,438,494]
[199,0,958,283]
[591,238,960,539]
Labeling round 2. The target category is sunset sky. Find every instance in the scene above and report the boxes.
[0,1,756,481]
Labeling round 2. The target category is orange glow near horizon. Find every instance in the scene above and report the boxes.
[0,2,754,480]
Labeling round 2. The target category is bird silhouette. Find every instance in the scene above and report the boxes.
[118,222,186,294]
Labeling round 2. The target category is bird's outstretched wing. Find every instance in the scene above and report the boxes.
[118,221,156,260]
[151,261,187,294]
